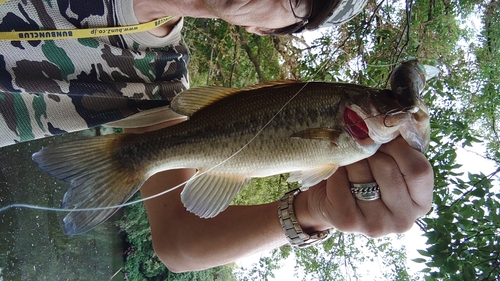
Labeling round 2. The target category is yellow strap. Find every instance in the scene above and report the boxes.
[0,14,174,41]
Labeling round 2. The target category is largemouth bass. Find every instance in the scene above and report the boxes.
[32,60,431,235]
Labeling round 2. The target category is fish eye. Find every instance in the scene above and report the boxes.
[384,89,396,100]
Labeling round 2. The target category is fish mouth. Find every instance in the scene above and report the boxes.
[343,108,370,139]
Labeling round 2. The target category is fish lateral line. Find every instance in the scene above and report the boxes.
[23,81,314,233]
[27,69,431,235]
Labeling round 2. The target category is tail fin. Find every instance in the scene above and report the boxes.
[32,134,148,235]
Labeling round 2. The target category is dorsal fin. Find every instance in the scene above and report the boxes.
[241,79,300,91]
[170,80,301,117]
[170,86,240,117]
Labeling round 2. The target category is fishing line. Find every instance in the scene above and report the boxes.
[3,31,327,214]
[0,180,186,213]
[343,105,414,132]
[366,62,399,68]
[381,107,415,128]
[1,60,406,215]
[0,82,313,213]
[1,20,393,214]
[4,25,409,214]
[0,94,398,214]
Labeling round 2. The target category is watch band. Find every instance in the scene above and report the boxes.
[278,188,333,248]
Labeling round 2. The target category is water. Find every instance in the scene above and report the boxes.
[0,129,125,281]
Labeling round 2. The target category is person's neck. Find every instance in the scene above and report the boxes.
[133,0,217,37]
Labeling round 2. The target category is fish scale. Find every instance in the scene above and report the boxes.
[32,61,431,235]
[132,84,359,175]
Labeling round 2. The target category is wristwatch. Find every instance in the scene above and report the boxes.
[278,188,333,248]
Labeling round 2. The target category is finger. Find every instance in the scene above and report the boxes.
[345,159,374,183]
[378,137,434,215]
[323,167,365,232]
[345,159,386,209]
[367,151,413,221]
[344,160,394,236]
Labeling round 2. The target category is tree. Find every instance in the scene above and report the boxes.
[244,0,500,279]
[117,193,238,280]
[119,0,500,280]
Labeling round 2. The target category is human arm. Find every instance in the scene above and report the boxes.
[131,124,434,272]
[128,121,288,272]
[139,170,288,272]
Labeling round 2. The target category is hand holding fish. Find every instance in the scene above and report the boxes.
[31,60,436,271]
[31,60,433,236]
[140,136,434,273]
[302,137,433,238]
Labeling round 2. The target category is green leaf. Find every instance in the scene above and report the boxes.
[470,187,486,198]
[421,267,432,273]
[426,230,439,244]
[463,263,476,279]
[417,249,432,257]
[445,259,459,273]
[412,258,427,263]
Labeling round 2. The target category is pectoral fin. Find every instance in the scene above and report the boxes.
[181,171,249,218]
[287,164,339,188]
[287,171,303,183]
[291,128,342,146]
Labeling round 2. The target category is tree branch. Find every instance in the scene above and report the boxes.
[415,218,427,232]
[237,27,264,82]
[438,167,500,212]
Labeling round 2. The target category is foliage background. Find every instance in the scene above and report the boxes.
[118,0,499,280]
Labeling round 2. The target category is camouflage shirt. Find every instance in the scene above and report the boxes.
[0,0,190,147]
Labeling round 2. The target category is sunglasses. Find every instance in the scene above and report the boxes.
[264,0,313,35]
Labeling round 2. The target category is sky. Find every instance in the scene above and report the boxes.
[236,227,427,280]
[235,3,498,279]
[235,142,499,280]
[235,12,498,281]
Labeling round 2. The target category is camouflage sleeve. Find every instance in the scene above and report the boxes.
[0,0,190,147]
